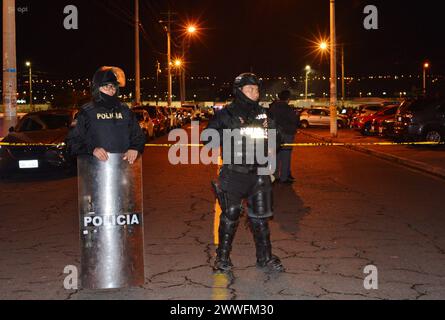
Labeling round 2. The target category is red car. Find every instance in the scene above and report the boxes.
[355,105,399,135]
[370,105,399,136]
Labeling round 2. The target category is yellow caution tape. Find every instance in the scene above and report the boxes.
[0,141,443,148]
[282,141,445,147]
[0,142,64,147]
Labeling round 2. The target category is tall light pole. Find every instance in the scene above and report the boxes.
[423,62,430,96]
[160,14,173,107]
[167,22,172,107]
[155,60,161,106]
[26,61,33,111]
[319,40,345,104]
[180,25,197,106]
[305,65,311,101]
[2,0,18,136]
[134,0,141,105]
[341,44,345,104]
[329,0,338,137]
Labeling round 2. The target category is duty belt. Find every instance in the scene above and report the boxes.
[225,164,258,174]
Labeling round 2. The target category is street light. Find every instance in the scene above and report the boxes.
[25,61,33,111]
[174,59,182,68]
[305,65,311,101]
[423,62,430,96]
[187,25,197,34]
[180,24,199,105]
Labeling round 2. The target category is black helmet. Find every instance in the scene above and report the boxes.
[91,66,125,101]
[233,73,261,94]
[92,68,119,89]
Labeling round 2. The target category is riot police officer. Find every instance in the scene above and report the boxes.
[207,73,285,274]
[67,66,146,161]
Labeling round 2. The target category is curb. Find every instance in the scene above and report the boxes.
[300,130,445,181]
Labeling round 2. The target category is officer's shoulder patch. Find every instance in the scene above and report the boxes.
[81,102,95,111]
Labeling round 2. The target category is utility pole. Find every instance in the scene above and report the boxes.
[180,39,186,105]
[423,62,429,96]
[329,0,338,137]
[160,11,175,107]
[26,62,33,111]
[180,38,188,105]
[134,0,141,105]
[2,0,17,136]
[341,44,345,105]
[156,60,161,106]
[305,65,311,101]
[167,11,172,107]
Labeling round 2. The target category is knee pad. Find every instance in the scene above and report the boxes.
[247,190,273,218]
[222,205,242,222]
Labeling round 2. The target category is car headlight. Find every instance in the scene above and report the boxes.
[55,142,66,150]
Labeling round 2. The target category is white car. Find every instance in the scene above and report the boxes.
[299,108,346,128]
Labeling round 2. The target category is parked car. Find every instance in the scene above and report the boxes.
[378,117,397,138]
[133,106,167,136]
[132,108,155,140]
[358,104,386,116]
[0,109,77,178]
[299,108,346,129]
[351,104,385,129]
[357,105,399,136]
[181,104,202,121]
[369,105,399,136]
[164,107,181,129]
[157,107,174,131]
[393,98,445,143]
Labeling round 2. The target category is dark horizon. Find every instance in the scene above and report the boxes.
[2,0,444,81]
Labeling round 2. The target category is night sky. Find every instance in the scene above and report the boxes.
[2,0,444,81]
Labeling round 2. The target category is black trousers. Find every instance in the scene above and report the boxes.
[218,166,273,219]
[215,166,275,265]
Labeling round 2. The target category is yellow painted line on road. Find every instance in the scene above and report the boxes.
[214,156,223,246]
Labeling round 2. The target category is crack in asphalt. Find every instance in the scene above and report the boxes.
[406,223,445,255]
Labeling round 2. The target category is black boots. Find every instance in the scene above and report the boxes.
[214,214,285,274]
[214,213,239,273]
[251,218,285,273]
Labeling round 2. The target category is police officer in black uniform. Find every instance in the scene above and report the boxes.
[67,67,146,161]
[207,73,285,274]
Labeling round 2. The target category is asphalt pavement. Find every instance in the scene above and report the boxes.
[1,125,445,300]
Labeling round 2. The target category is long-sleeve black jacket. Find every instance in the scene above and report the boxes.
[268,101,300,136]
[66,101,146,156]
[205,101,279,168]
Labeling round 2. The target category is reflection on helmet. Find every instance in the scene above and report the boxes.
[233,73,261,93]
[232,72,262,105]
[92,66,126,89]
